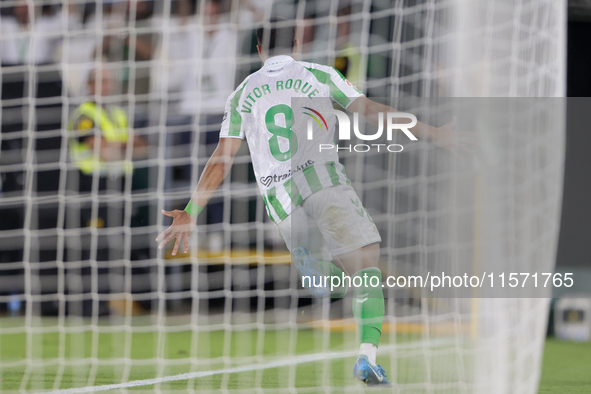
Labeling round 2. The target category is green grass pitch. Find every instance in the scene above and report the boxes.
[538,338,591,393]
[0,319,589,393]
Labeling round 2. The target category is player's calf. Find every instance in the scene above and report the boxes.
[292,247,349,299]
[292,247,330,298]
[350,267,388,385]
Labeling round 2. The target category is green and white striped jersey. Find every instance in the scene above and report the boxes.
[219,55,363,223]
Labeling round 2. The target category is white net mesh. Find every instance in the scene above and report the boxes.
[0,0,565,392]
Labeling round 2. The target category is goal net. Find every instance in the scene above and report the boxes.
[0,0,565,392]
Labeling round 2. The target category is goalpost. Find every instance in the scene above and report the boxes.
[0,0,565,392]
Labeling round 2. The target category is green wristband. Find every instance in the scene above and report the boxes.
[184,201,203,218]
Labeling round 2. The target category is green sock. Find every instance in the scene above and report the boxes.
[352,268,384,347]
[318,260,349,299]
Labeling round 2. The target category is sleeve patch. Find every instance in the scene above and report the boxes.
[77,117,95,135]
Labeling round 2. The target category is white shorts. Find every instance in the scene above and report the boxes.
[276,185,382,261]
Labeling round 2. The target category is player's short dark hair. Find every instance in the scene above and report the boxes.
[256,17,296,56]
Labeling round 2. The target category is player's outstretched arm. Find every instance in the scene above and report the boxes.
[348,96,475,158]
[156,137,242,255]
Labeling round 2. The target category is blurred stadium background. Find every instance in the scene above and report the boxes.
[0,0,590,392]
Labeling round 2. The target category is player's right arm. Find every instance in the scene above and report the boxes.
[306,65,472,156]
[156,137,242,255]
[348,96,475,158]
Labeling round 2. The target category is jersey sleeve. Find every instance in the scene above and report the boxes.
[327,66,364,109]
[304,63,364,109]
[219,79,249,140]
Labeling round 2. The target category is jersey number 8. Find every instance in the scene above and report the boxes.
[265,104,298,162]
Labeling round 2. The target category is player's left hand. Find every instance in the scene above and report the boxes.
[155,210,196,256]
[428,117,478,159]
